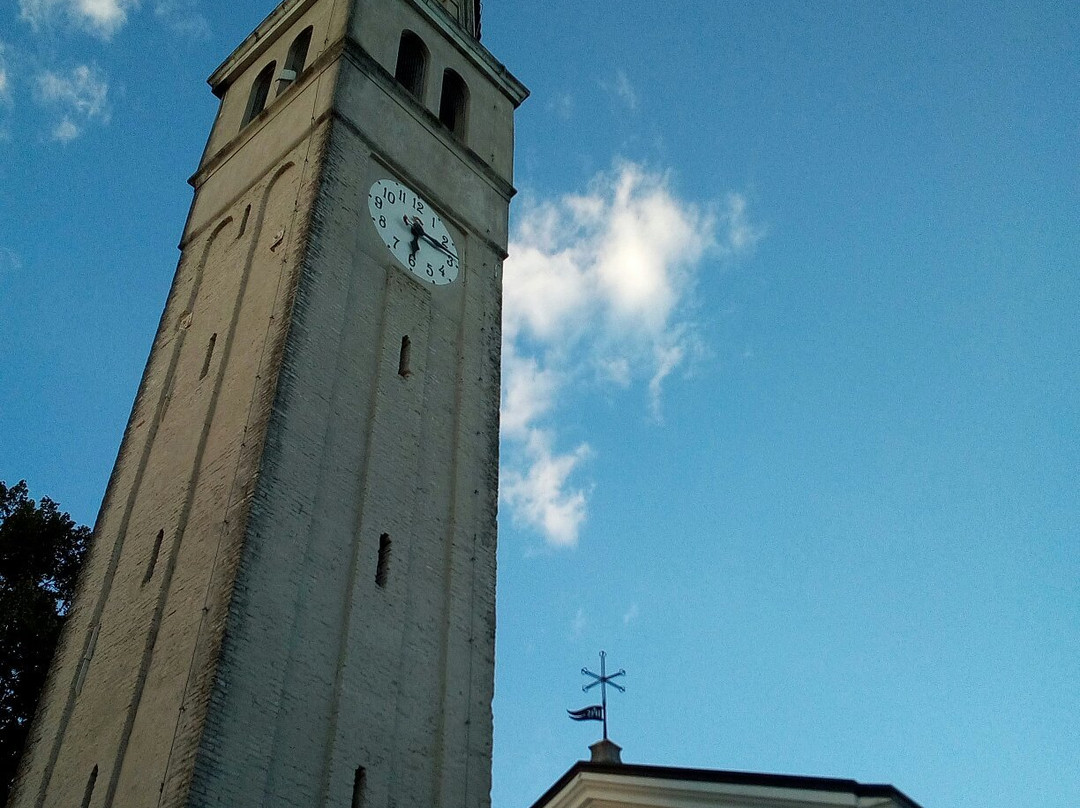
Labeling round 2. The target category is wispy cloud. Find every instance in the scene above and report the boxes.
[35,64,110,141]
[0,43,11,105]
[571,608,587,638]
[154,0,209,38]
[501,162,762,548]
[0,246,23,273]
[547,93,574,121]
[20,0,140,37]
[18,0,208,38]
[602,69,638,112]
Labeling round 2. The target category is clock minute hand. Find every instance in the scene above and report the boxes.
[420,231,458,259]
[407,216,457,260]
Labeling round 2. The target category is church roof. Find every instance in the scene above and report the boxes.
[529,761,925,808]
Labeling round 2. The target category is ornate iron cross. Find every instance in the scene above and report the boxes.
[581,651,626,741]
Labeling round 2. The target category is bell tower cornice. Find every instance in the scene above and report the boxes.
[207,0,331,97]
[402,0,527,106]
[419,0,481,39]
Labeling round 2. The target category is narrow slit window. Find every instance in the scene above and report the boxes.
[200,334,217,381]
[80,766,99,808]
[439,69,469,139]
[376,534,391,588]
[75,622,100,695]
[242,61,277,127]
[143,529,165,584]
[398,335,411,378]
[278,27,313,95]
[394,31,428,101]
[351,766,367,808]
[238,204,251,236]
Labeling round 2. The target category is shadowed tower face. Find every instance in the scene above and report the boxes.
[9,1,526,807]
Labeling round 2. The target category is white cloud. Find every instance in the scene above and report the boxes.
[622,604,639,626]
[0,47,10,104]
[154,0,210,38]
[723,191,766,253]
[501,162,762,548]
[35,64,109,140]
[502,427,591,549]
[0,247,22,273]
[571,608,587,638]
[19,0,208,38]
[547,93,574,121]
[52,118,81,141]
[602,69,638,112]
[20,0,140,37]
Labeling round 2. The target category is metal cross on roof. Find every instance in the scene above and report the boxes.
[581,651,626,741]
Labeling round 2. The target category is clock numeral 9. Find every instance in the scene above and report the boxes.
[373,196,383,210]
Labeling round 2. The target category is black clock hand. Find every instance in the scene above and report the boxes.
[406,216,456,262]
[406,216,424,257]
[419,231,457,259]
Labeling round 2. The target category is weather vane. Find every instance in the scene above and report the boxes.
[568,651,626,741]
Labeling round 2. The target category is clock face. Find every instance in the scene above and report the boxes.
[368,179,460,286]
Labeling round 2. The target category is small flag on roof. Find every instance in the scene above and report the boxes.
[567,705,604,722]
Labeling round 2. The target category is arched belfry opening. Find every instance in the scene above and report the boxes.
[394,31,428,101]
[278,26,313,94]
[242,61,276,127]
[439,68,469,140]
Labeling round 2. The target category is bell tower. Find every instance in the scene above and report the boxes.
[9,1,527,807]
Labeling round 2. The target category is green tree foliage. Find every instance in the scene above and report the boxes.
[0,481,89,805]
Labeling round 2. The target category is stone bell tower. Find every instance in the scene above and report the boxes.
[9,1,527,807]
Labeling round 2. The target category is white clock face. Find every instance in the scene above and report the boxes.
[368,179,459,286]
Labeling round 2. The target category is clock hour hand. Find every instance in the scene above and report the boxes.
[406,215,424,257]
[407,216,456,260]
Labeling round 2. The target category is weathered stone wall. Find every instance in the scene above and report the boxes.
[188,3,516,798]
[8,125,327,808]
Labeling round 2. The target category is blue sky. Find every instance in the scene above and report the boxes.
[1,2,1078,807]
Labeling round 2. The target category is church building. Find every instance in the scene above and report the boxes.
[533,759,923,808]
